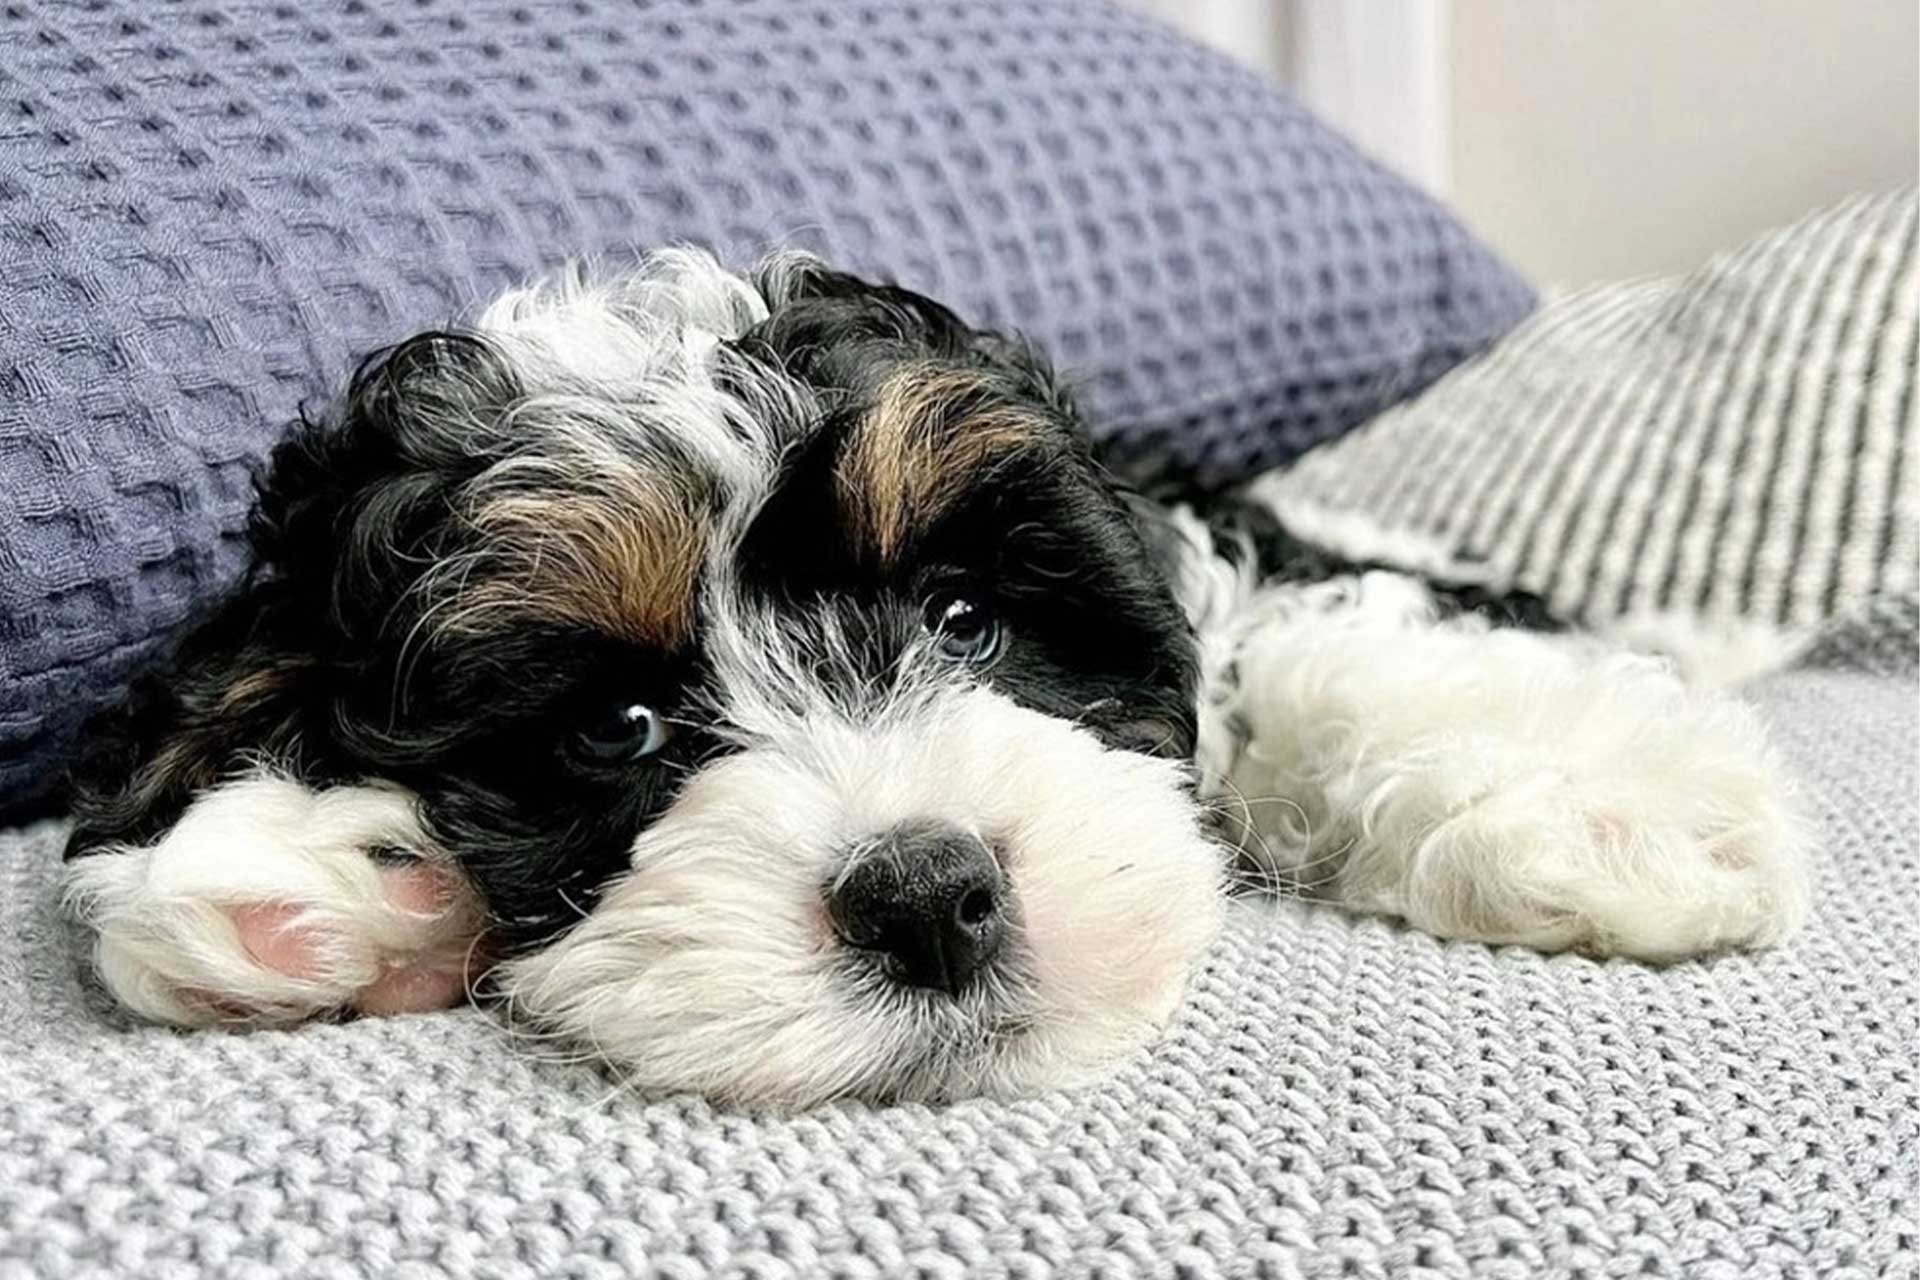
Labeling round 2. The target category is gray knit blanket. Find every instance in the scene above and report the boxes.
[3,602,1915,1278]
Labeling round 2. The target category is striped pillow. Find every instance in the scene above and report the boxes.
[1262,190,1918,634]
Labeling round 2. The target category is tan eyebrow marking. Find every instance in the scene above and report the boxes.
[433,459,708,650]
[836,363,1043,565]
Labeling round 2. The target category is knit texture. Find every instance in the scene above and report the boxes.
[1797,593,1920,678]
[0,0,1536,818]
[1264,190,1919,630]
[2,612,1915,1278]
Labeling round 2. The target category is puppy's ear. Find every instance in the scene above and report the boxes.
[747,257,1078,423]
[63,576,320,857]
[64,333,516,859]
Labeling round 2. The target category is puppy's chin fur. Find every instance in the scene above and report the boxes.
[502,687,1223,1107]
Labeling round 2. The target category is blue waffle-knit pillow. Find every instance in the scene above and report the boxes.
[0,0,1533,816]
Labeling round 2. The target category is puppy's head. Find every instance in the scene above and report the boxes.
[67,251,1224,1105]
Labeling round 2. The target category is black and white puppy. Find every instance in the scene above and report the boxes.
[62,252,1808,1106]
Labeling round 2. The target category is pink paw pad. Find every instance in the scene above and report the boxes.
[224,861,484,1016]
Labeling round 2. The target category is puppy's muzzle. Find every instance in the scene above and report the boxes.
[826,823,1008,996]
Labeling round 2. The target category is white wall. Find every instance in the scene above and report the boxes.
[1121,0,1918,289]
[1125,0,1289,83]
[1449,0,1919,288]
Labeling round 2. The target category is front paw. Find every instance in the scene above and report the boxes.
[1337,652,1811,961]
[64,776,485,1026]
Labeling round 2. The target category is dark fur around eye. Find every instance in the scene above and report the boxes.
[732,265,1198,760]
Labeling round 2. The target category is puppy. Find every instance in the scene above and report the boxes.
[61,252,1809,1106]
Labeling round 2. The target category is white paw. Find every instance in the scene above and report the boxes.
[64,774,484,1025]
[1353,742,1810,962]
[1223,618,1811,961]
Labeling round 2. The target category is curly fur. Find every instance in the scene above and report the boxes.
[60,251,1809,1107]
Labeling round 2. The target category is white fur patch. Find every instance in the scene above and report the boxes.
[499,686,1225,1107]
[471,247,803,504]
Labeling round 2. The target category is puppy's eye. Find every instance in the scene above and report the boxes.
[573,702,673,763]
[924,593,1003,666]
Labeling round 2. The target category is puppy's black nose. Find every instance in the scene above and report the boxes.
[826,824,1007,996]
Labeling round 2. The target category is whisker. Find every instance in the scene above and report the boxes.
[1195,778,1359,901]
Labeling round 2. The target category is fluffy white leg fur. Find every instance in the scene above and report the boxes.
[64,774,481,1025]
[1602,610,1813,690]
[1202,574,1810,960]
